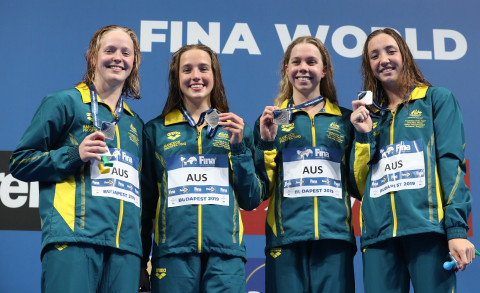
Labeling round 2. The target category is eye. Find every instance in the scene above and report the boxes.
[122,51,131,57]
[182,67,192,73]
[388,49,397,55]
[307,59,317,65]
[200,66,210,72]
[370,54,378,60]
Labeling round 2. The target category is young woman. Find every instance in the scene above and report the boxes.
[9,25,144,293]
[351,28,475,293]
[140,44,262,293]
[255,36,358,293]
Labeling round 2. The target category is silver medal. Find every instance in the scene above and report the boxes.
[273,109,290,125]
[358,91,373,105]
[101,121,116,140]
[204,111,220,128]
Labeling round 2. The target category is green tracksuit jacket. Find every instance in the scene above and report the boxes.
[254,98,358,251]
[141,109,263,266]
[9,83,144,256]
[351,86,471,248]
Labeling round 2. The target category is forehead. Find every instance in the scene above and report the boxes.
[99,29,134,49]
[180,49,212,65]
[368,33,398,51]
[290,42,322,59]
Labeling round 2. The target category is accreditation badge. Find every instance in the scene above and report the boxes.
[370,139,425,198]
[166,154,229,207]
[90,148,140,207]
[282,146,342,199]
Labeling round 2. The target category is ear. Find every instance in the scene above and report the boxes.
[321,67,327,78]
[284,64,289,73]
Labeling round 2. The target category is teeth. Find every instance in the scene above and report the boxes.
[298,77,309,81]
[191,85,203,88]
[110,66,122,70]
[382,68,392,73]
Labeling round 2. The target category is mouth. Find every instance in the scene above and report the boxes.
[380,67,394,73]
[190,84,205,89]
[108,65,124,71]
[296,76,311,81]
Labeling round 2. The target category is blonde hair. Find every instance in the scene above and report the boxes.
[80,25,141,99]
[274,36,337,106]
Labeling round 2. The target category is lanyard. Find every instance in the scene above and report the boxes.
[89,84,124,140]
[273,95,324,125]
[179,105,221,138]
[360,85,416,118]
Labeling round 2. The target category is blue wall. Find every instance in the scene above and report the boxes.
[1,1,479,292]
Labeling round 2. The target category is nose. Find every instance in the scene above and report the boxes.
[299,61,308,72]
[113,50,122,62]
[192,68,201,80]
[379,52,389,65]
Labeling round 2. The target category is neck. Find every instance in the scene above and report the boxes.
[383,84,403,111]
[93,81,124,111]
[292,91,324,116]
[184,99,211,123]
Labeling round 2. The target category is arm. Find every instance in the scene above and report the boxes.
[348,100,375,198]
[253,107,279,200]
[9,94,87,182]
[140,128,161,284]
[219,113,264,211]
[431,88,475,270]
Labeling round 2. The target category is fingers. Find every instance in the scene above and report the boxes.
[351,106,370,123]
[79,132,108,162]
[448,238,475,271]
[352,99,367,111]
[219,112,244,144]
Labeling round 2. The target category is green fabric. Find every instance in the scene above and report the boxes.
[265,240,355,293]
[362,233,456,293]
[41,243,140,293]
[141,109,263,266]
[253,98,358,251]
[151,253,245,293]
[10,84,144,256]
[351,86,471,249]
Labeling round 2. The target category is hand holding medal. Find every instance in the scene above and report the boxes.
[218,112,245,144]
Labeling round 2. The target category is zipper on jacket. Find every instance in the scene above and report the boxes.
[197,126,203,252]
[389,110,398,237]
[310,115,320,240]
[114,122,124,248]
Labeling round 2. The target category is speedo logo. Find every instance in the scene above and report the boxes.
[155,268,166,279]
[167,131,181,140]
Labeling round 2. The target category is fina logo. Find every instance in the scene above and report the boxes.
[297,149,313,159]
[181,156,197,166]
[380,146,395,158]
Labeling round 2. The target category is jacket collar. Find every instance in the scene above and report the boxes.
[75,82,134,116]
[279,97,342,116]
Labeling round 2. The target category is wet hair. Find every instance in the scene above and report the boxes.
[274,36,337,106]
[80,25,141,99]
[161,44,229,117]
[361,28,431,104]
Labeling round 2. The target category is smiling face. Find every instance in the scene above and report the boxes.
[367,33,404,89]
[285,42,326,99]
[179,49,214,108]
[93,29,135,88]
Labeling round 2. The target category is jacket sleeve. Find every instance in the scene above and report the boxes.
[349,129,376,199]
[230,123,264,211]
[9,94,84,182]
[253,118,278,200]
[140,126,162,268]
[432,88,471,240]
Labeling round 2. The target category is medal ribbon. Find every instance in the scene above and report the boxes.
[179,105,221,138]
[273,95,324,122]
[89,84,124,132]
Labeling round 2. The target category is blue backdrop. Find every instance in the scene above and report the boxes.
[1,1,479,292]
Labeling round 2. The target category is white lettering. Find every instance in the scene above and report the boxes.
[187,22,221,53]
[405,28,432,60]
[0,173,39,208]
[433,29,467,60]
[222,23,260,55]
[331,25,367,58]
[140,20,168,52]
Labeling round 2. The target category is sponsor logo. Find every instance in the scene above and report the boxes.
[281,123,294,132]
[155,268,166,279]
[269,248,282,258]
[167,131,181,140]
